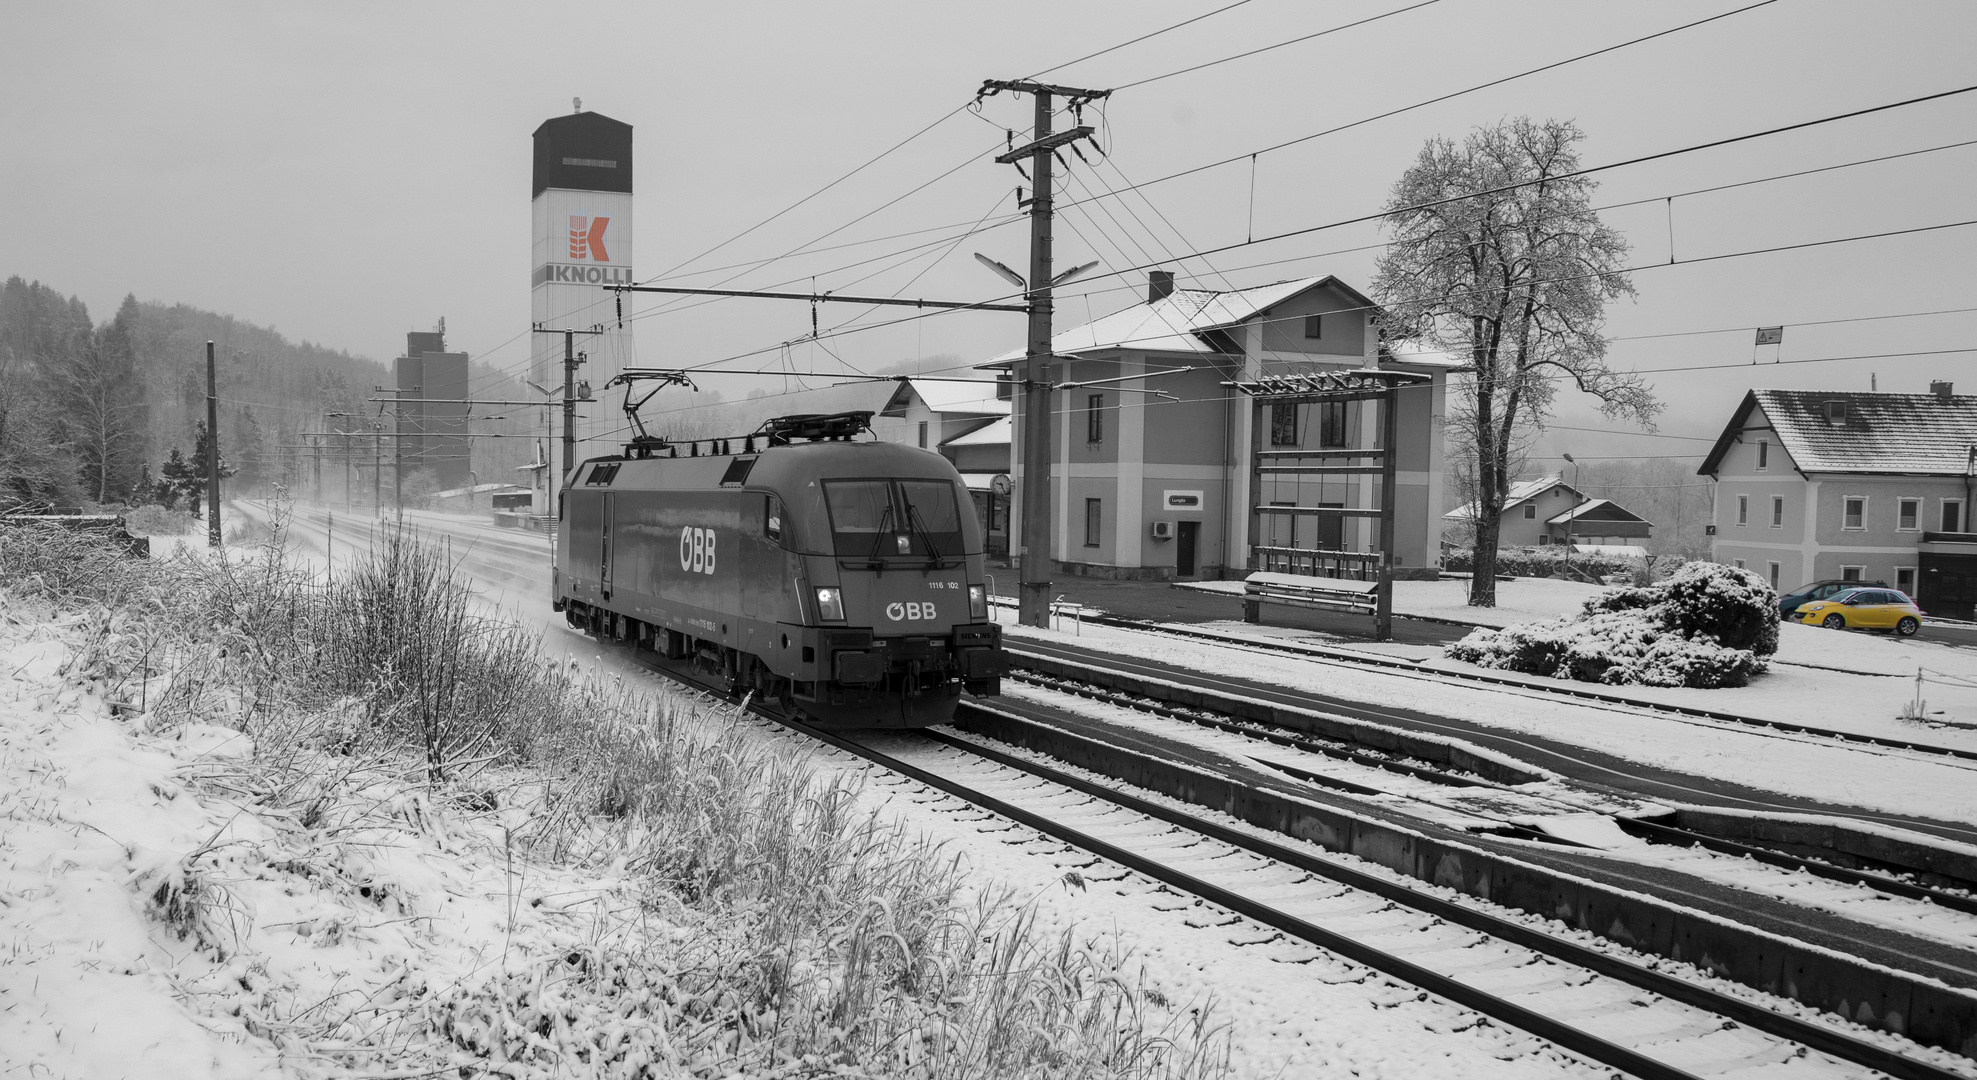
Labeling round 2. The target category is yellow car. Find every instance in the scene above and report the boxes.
[1793,587,1924,636]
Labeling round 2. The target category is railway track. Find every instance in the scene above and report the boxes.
[794,708,1973,1080]
[1007,667,1977,918]
[996,600,1977,764]
[1009,632,1977,854]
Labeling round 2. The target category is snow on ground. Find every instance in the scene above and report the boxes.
[0,597,649,1077]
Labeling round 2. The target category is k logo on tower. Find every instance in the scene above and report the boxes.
[567,216,611,261]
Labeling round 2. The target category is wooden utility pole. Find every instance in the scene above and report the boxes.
[980,77,1108,628]
[205,340,221,547]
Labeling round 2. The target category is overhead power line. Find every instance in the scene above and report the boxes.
[1054,0,1783,217]
[1113,0,1444,90]
[1027,0,1260,78]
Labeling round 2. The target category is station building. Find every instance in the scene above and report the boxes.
[981,272,1451,580]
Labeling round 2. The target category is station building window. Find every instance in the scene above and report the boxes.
[1084,498,1102,547]
[1270,403,1298,446]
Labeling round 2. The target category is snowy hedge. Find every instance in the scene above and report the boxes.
[1442,547,1647,580]
[1445,562,1777,689]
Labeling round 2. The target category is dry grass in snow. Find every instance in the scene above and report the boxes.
[0,514,1229,1079]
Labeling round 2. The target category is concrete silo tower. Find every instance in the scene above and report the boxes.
[530,106,633,510]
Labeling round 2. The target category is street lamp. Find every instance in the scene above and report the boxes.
[1561,453,1581,570]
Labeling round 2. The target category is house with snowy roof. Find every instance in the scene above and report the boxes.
[1698,384,1977,618]
[1442,477,1653,552]
[976,271,1450,580]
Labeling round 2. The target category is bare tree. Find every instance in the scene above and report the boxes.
[1372,117,1655,606]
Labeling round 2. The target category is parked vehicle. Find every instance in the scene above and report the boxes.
[1777,578,1886,620]
[1791,587,1924,636]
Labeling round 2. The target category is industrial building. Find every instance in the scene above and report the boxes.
[393,322,470,491]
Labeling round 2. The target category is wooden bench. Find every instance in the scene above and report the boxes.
[1241,570,1381,622]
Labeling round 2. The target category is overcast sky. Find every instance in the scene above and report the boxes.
[6,0,1974,463]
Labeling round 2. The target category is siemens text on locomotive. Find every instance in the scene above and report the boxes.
[554,411,1007,727]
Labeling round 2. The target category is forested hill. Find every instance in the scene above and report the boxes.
[0,275,388,508]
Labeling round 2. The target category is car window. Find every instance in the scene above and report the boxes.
[1812,584,1840,599]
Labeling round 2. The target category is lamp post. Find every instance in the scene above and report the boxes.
[1561,453,1581,572]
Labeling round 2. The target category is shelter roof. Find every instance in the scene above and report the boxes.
[909,379,1009,416]
[1548,498,1652,527]
[942,415,1011,447]
[1442,477,1580,520]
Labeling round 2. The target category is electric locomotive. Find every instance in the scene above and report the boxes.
[554,411,1006,727]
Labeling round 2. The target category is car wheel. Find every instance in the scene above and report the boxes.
[1823,613,1847,630]
[1896,616,1920,637]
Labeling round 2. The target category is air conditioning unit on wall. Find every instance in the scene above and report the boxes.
[1150,520,1174,540]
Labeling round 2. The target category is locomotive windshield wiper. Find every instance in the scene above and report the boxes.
[906,504,950,569]
[865,505,895,573]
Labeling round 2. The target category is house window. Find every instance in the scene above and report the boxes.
[1841,565,1864,582]
[1767,561,1781,589]
[1538,534,1550,545]
[1736,495,1749,526]
[1770,496,1784,528]
[1269,403,1298,446]
[1946,499,1965,533]
[1842,496,1865,530]
[1086,394,1103,443]
[1825,400,1847,424]
[1317,400,1348,448]
[917,421,929,449]
[1897,567,1917,596]
[1734,559,1746,569]
[1304,314,1322,339]
[1084,498,1101,547]
[1523,504,1536,519]
[1757,440,1768,470]
[1898,498,1919,531]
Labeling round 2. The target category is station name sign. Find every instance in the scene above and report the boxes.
[533,263,635,287]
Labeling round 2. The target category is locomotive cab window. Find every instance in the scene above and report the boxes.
[764,494,785,542]
[898,480,964,558]
[823,478,965,560]
[823,480,893,556]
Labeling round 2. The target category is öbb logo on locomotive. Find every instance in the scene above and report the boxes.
[886,601,937,622]
[678,526,716,574]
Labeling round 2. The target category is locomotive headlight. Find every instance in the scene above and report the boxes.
[968,584,987,620]
[814,586,846,621]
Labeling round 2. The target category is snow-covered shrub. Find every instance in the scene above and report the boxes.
[1447,561,1777,689]
[1653,560,1778,656]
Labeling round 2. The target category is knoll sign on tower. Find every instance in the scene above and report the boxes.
[531,108,632,511]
